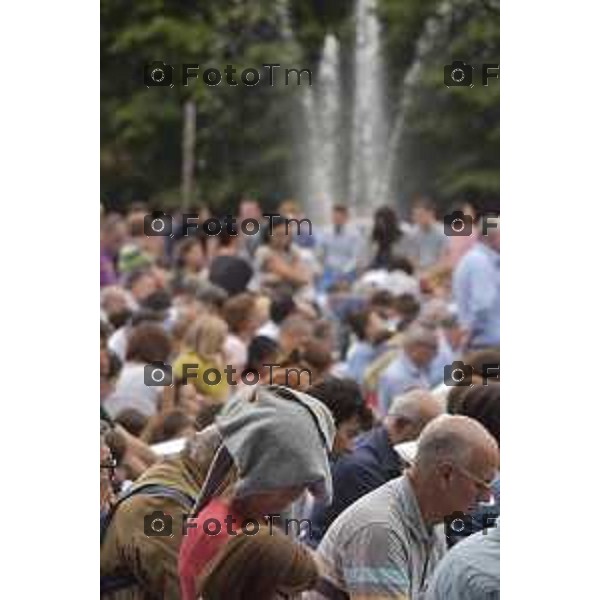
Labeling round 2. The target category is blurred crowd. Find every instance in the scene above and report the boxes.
[100,195,500,599]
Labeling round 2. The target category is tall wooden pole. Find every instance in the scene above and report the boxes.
[181,98,197,212]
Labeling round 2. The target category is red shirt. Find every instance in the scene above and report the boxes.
[178,499,243,600]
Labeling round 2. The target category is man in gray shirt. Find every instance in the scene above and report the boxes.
[403,197,448,272]
[307,415,499,600]
[426,523,500,599]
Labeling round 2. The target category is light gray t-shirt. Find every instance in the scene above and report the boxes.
[403,223,448,271]
[425,525,500,600]
[306,476,447,599]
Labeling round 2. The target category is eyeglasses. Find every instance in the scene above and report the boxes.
[453,464,496,492]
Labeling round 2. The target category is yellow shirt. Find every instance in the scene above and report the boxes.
[172,350,229,403]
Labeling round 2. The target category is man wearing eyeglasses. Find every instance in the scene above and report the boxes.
[307,415,499,600]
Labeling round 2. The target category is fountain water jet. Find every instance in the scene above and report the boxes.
[349,0,386,216]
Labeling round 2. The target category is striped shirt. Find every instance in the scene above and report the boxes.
[307,476,446,599]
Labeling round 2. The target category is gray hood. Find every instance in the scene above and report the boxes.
[216,385,335,504]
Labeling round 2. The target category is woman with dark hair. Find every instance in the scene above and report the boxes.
[369,206,411,269]
[173,238,206,283]
[103,322,173,418]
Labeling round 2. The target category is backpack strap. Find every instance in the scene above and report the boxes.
[100,483,195,595]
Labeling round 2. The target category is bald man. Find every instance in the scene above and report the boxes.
[308,415,499,600]
[307,389,442,547]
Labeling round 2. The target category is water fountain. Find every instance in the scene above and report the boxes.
[378,0,456,206]
[349,0,386,216]
[301,34,341,225]
[299,0,457,222]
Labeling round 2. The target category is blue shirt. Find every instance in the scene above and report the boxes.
[452,242,500,348]
[378,352,437,414]
[307,426,405,547]
[426,524,500,600]
[345,341,383,385]
[318,225,364,275]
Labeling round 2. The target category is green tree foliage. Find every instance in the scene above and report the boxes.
[101,0,499,211]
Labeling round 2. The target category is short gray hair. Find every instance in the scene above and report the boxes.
[387,389,436,422]
[402,325,438,350]
[414,415,473,472]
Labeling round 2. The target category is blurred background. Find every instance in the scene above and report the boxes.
[101,0,499,217]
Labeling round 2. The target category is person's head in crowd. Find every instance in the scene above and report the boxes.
[101,286,134,330]
[264,214,293,251]
[409,415,500,519]
[101,348,122,401]
[346,308,390,345]
[294,339,334,386]
[447,383,500,445]
[127,210,165,260]
[238,198,262,222]
[394,293,422,331]
[198,526,318,600]
[223,293,261,342]
[461,348,500,384]
[388,255,415,276]
[125,268,158,305]
[371,206,401,245]
[269,293,297,324]
[101,213,127,254]
[114,408,148,438]
[479,214,500,252]
[411,195,437,228]
[384,389,443,445]
[332,204,349,229]
[420,264,453,299]
[118,243,154,276]
[139,289,172,316]
[278,315,314,357]
[195,280,228,314]
[369,290,397,320]
[171,279,204,321]
[184,315,228,362]
[175,238,205,275]
[244,335,280,384]
[307,377,372,455]
[125,322,172,365]
[403,325,439,369]
[313,319,336,356]
[147,410,197,444]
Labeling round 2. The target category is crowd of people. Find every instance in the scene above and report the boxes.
[100,194,500,599]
